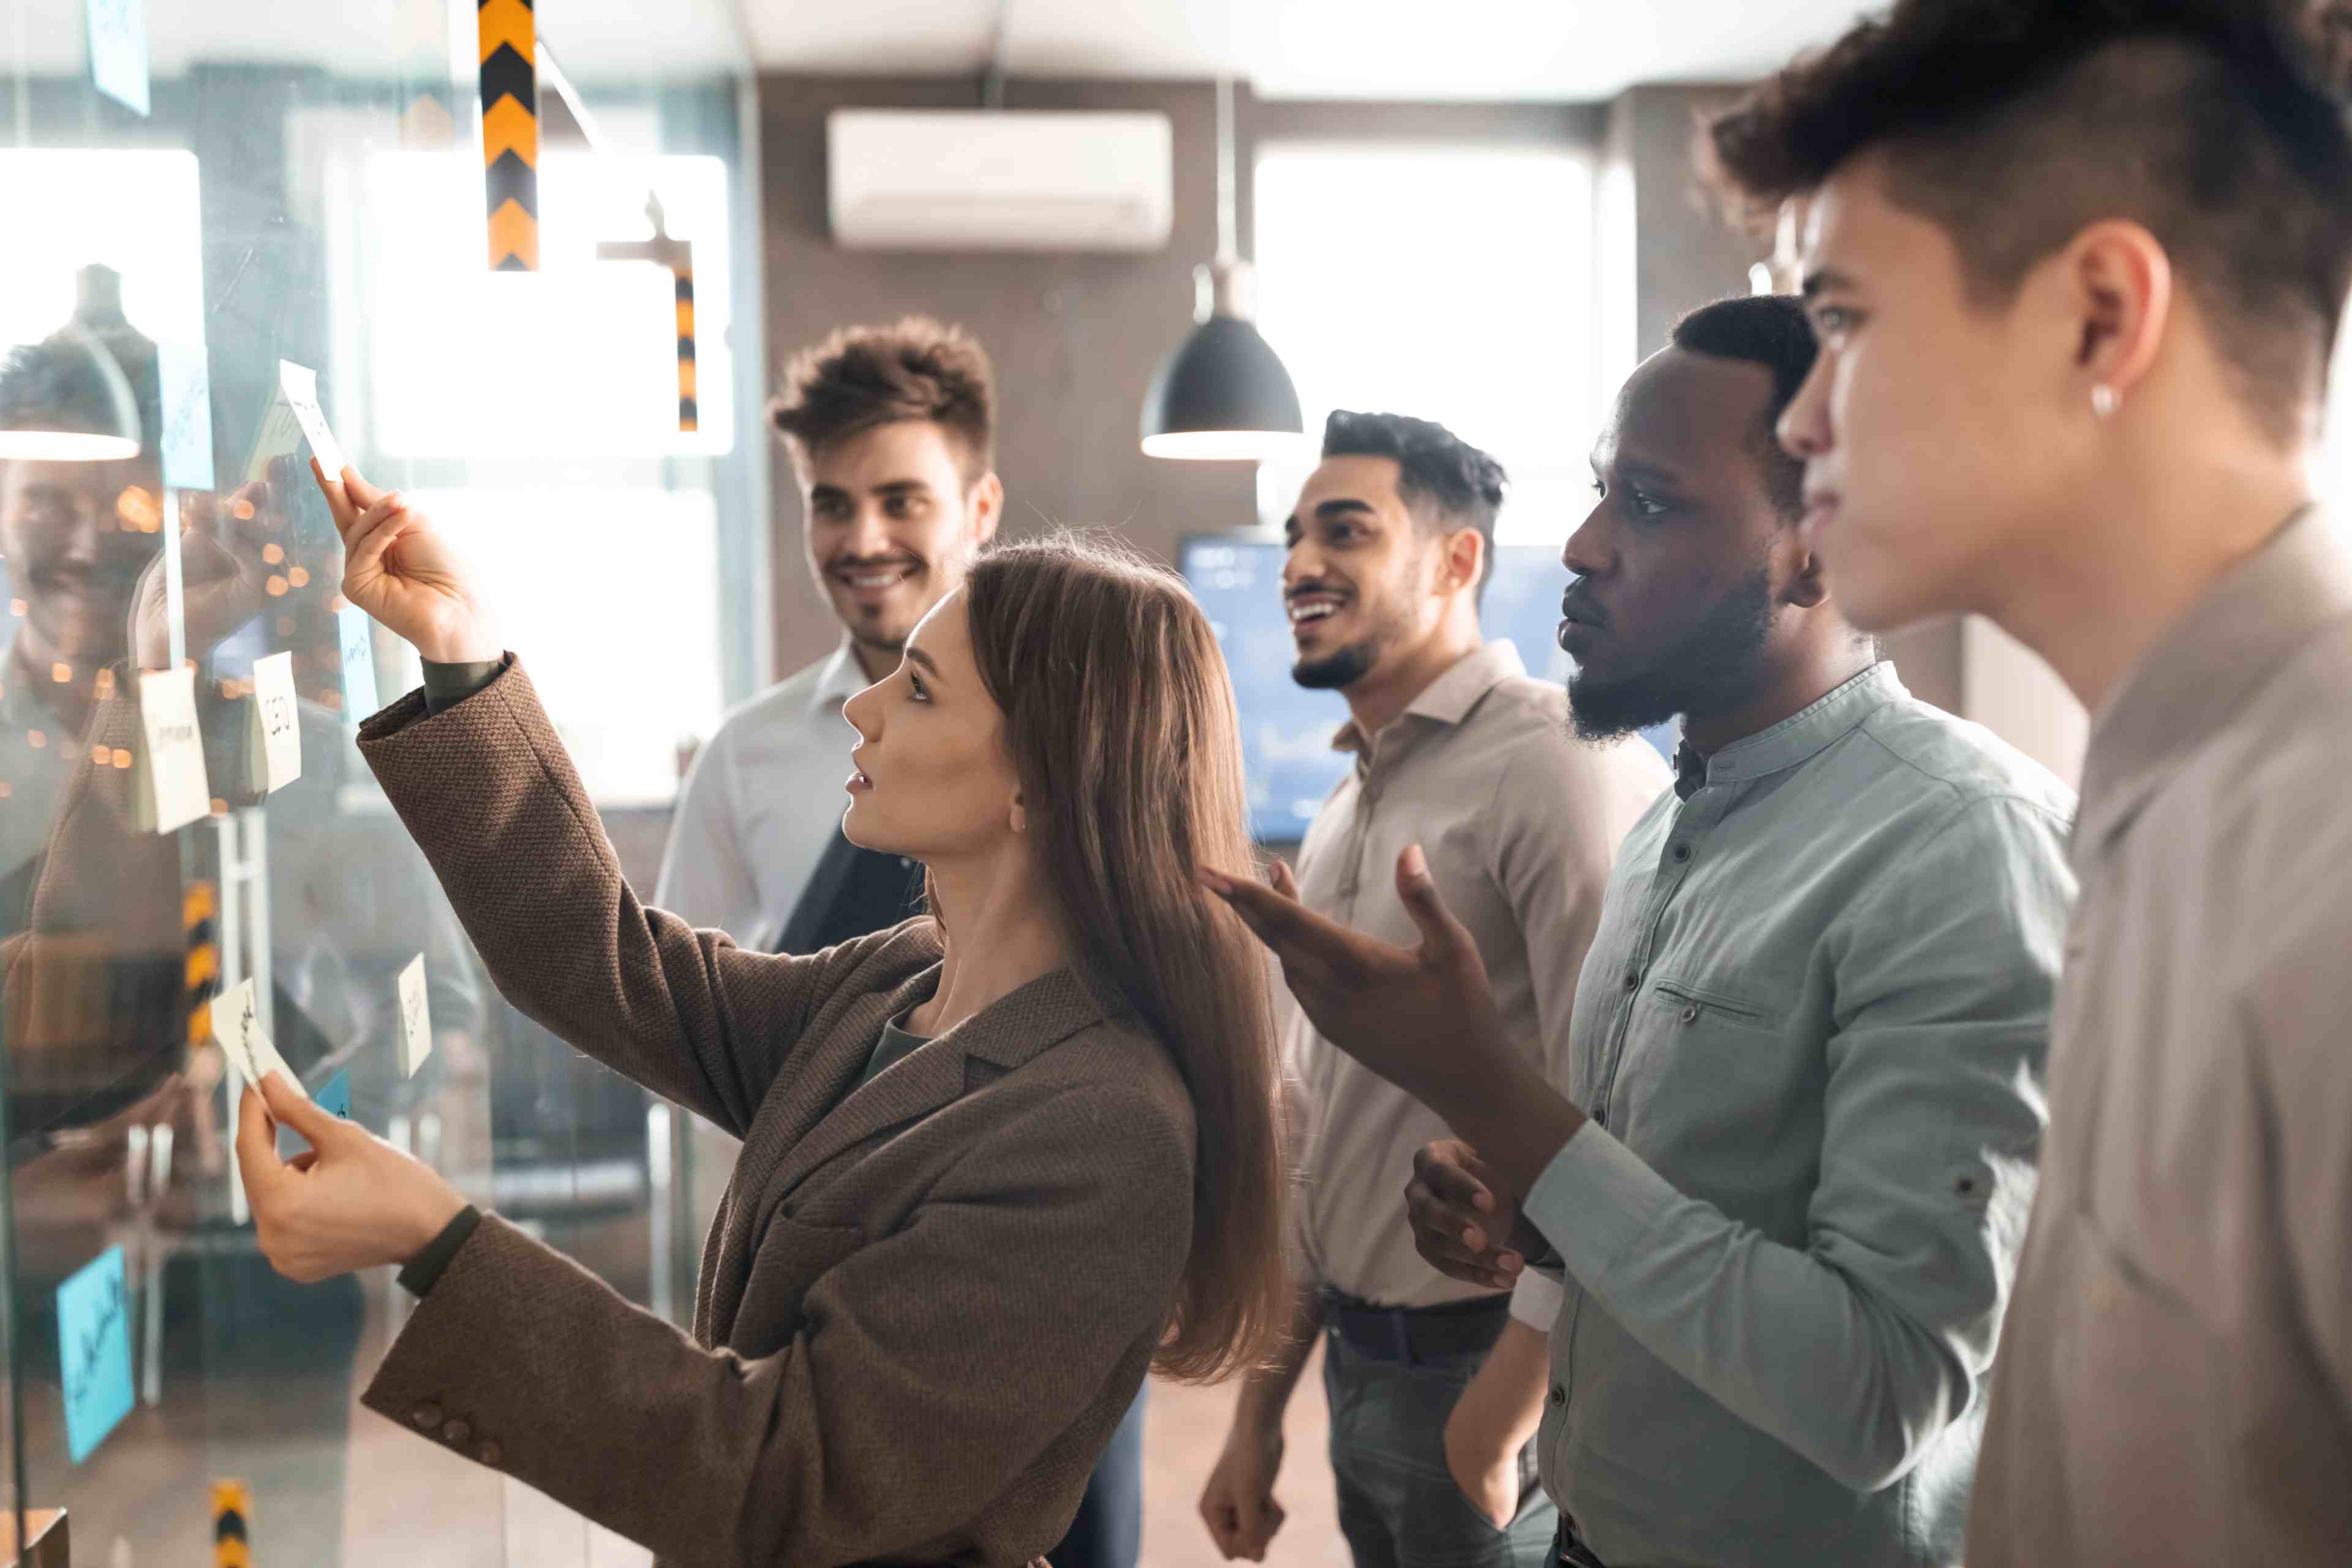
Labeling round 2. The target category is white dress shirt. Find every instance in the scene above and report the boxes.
[655,641,869,948]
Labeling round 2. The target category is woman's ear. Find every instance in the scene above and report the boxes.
[1009,790,1027,835]
[1781,537,1831,610]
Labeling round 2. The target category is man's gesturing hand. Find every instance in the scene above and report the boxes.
[311,460,499,665]
[1408,1139,1545,1291]
[1199,845,1510,1106]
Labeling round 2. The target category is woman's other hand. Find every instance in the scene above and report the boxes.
[311,459,499,665]
[235,1070,467,1284]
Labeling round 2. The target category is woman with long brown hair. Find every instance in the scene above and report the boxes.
[229,462,1289,1566]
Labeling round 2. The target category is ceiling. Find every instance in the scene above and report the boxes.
[740,0,1873,100]
[14,0,1871,101]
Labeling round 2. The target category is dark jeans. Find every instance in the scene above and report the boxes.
[1323,1329,1558,1568]
[1047,1384,1145,1568]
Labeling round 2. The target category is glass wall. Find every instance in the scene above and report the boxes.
[0,2,764,1560]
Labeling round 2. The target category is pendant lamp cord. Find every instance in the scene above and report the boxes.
[1215,76,1238,265]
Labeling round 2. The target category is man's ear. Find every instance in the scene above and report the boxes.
[1442,526,1487,599]
[968,472,1005,547]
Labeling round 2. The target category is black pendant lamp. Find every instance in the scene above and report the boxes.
[0,320,141,462]
[1141,78,1304,461]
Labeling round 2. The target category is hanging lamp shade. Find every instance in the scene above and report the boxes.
[1140,258,1305,461]
[0,323,143,462]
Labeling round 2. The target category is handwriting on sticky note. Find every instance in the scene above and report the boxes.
[337,603,379,725]
[217,977,290,1087]
[246,650,302,794]
[157,339,214,492]
[277,361,345,477]
[135,664,211,834]
[56,1246,134,1463]
[398,954,433,1077]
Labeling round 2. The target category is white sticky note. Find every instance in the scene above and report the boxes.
[277,361,346,478]
[244,388,304,485]
[244,650,301,794]
[397,955,433,1077]
[133,664,210,834]
[217,977,291,1087]
[85,0,150,117]
[337,603,379,727]
[157,340,215,492]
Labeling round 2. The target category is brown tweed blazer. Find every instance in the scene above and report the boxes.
[352,660,1199,1567]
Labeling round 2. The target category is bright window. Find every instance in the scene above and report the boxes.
[1253,144,1596,540]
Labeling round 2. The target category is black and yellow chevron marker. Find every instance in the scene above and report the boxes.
[598,192,698,432]
[213,1479,252,1567]
[674,268,698,431]
[478,0,538,272]
[184,880,218,1052]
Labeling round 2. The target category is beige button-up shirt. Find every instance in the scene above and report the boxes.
[1287,640,1669,1321]
[1970,508,2352,1564]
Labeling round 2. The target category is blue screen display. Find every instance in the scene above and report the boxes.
[1180,538,1673,843]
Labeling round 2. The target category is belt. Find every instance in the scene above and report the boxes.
[1551,1519,1608,1568]
[1321,1289,1512,1366]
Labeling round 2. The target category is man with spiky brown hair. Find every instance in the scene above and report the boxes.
[1705,2,2352,1561]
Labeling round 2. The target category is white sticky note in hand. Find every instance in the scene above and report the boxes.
[244,650,302,794]
[217,977,291,1087]
[134,664,211,834]
[398,954,433,1077]
[277,360,345,478]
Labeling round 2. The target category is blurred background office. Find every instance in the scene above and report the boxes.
[5,2,2352,1564]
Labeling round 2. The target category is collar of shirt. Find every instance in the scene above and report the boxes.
[1330,639,1529,764]
[2075,505,2351,868]
[1675,661,1902,797]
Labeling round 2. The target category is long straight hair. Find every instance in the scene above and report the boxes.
[957,533,1289,1382]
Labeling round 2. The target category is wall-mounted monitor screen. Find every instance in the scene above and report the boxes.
[1180,537,1675,843]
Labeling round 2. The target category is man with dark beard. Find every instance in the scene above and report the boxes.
[1205,297,2079,1568]
[1202,412,1665,1568]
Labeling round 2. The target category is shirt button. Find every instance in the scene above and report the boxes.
[442,1419,472,1445]
[1622,971,1639,992]
[475,1439,503,1466]
[1681,1005,1700,1025]
[1549,1384,1566,1406]
[411,1403,442,1430]
[1672,843,1691,862]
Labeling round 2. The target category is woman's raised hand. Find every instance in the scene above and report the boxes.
[311,459,500,665]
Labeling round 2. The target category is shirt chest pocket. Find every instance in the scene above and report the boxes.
[1611,979,1794,1143]
[728,1215,867,1357]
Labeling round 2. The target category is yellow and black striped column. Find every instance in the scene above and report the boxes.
[184,879,218,1054]
[674,266,698,432]
[478,0,538,271]
[212,1479,252,1566]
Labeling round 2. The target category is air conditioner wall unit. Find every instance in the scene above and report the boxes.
[827,109,1174,253]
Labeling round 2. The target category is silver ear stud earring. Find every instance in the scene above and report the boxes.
[2090,383,2119,420]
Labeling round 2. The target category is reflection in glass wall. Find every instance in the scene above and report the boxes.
[1,4,762,1559]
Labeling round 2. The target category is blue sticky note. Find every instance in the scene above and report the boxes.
[157,341,216,492]
[315,1067,351,1121]
[56,1246,134,1464]
[85,0,150,117]
[337,605,379,727]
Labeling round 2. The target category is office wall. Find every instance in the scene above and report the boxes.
[756,76,1257,678]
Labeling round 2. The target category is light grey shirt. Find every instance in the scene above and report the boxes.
[656,641,867,948]
[1289,641,1668,1325]
[1521,663,2076,1568]
[1970,508,2352,1565]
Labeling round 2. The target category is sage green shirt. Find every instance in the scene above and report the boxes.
[1522,664,2077,1568]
